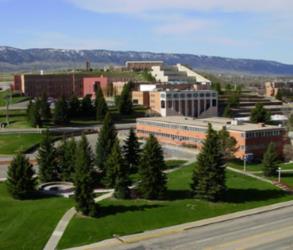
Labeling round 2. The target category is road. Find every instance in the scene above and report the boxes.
[106,205,293,250]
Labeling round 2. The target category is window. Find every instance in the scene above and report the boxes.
[212,99,217,107]
[161,100,166,109]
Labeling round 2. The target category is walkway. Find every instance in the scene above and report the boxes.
[44,191,114,250]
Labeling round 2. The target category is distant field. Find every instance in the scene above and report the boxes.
[0,133,43,155]
[0,73,13,82]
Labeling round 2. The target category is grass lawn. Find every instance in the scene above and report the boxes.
[58,164,293,249]
[228,159,293,172]
[0,134,43,155]
[165,160,187,170]
[0,90,30,107]
[0,109,30,128]
[0,183,74,250]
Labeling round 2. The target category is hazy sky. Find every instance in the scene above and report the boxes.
[0,0,293,64]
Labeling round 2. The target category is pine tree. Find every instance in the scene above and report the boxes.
[105,139,130,199]
[95,84,108,120]
[69,96,81,119]
[218,127,237,160]
[40,93,51,121]
[138,134,167,200]
[54,96,69,125]
[74,134,97,216]
[38,131,58,182]
[81,95,94,117]
[118,82,133,115]
[6,153,36,199]
[96,113,117,178]
[123,128,141,173]
[191,124,226,201]
[57,137,77,181]
[223,104,232,118]
[262,142,279,177]
[250,103,271,124]
[27,99,42,128]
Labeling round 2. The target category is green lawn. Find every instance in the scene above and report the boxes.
[0,134,43,155]
[0,90,30,107]
[228,160,293,172]
[165,160,187,170]
[0,110,30,128]
[58,164,293,249]
[0,183,74,250]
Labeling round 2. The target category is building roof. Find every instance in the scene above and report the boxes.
[137,116,284,132]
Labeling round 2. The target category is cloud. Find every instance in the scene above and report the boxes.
[154,17,214,35]
[19,32,125,50]
[66,0,293,14]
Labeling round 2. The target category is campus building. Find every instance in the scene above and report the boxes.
[13,74,131,98]
[125,61,164,71]
[265,81,293,97]
[136,116,287,159]
[132,84,217,118]
[151,64,211,85]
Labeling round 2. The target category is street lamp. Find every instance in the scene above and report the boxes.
[278,167,282,183]
[243,154,248,172]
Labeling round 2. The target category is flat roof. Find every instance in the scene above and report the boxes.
[137,116,284,132]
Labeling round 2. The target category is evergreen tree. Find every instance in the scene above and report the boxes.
[69,96,81,119]
[96,113,117,178]
[27,99,42,128]
[117,82,133,115]
[218,127,237,160]
[54,96,69,125]
[105,139,130,199]
[191,124,226,201]
[40,93,51,121]
[57,137,77,181]
[6,153,36,199]
[262,142,279,177]
[95,84,108,120]
[138,134,167,200]
[38,130,58,182]
[250,103,271,124]
[81,95,94,117]
[223,104,232,118]
[123,128,140,173]
[74,134,97,216]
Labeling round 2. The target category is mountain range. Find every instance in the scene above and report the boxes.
[1,46,293,76]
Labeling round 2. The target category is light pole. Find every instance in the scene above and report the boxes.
[278,167,282,183]
[243,154,247,172]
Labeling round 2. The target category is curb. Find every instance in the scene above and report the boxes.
[64,200,293,250]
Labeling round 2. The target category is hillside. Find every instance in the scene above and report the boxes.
[1,46,293,76]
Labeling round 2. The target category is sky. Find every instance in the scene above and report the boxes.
[0,0,293,64]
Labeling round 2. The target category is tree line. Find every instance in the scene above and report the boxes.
[26,82,134,128]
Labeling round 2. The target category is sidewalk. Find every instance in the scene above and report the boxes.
[44,192,113,250]
[64,200,293,250]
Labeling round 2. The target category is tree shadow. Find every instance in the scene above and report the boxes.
[223,188,286,203]
[97,204,162,218]
[166,189,193,201]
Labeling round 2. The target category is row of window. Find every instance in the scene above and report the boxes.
[161,92,217,99]
[137,130,202,143]
[245,130,281,138]
[137,121,207,132]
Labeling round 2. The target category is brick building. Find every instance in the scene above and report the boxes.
[13,73,132,98]
[136,117,288,159]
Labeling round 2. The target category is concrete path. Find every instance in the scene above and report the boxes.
[44,191,114,250]
[64,200,293,250]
